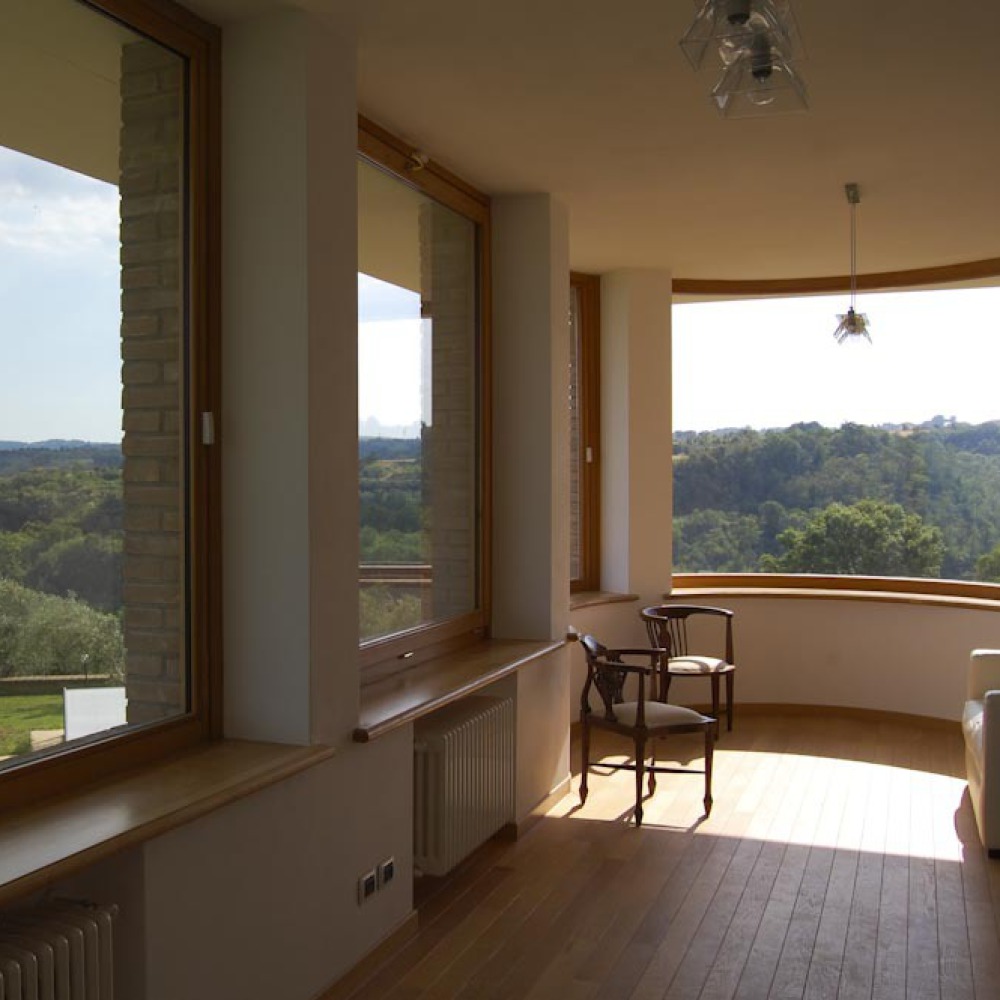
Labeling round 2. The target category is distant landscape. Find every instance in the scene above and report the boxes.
[0,443,124,756]
[674,417,1000,579]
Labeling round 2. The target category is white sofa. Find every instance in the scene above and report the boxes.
[963,649,1000,856]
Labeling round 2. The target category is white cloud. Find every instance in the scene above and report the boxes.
[0,146,118,257]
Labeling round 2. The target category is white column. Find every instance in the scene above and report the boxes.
[491,194,571,640]
[600,269,673,599]
[221,10,358,744]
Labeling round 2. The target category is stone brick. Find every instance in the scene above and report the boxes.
[122,385,179,409]
[122,410,161,433]
[123,459,163,484]
[121,360,161,384]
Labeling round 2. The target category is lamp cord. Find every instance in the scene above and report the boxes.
[850,201,858,310]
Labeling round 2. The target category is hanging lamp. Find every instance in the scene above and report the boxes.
[833,183,871,344]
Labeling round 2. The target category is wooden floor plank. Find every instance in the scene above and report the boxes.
[332,713,999,1000]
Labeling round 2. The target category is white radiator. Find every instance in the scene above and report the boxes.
[414,695,515,877]
[0,899,117,1000]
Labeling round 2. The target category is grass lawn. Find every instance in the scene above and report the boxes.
[0,694,64,757]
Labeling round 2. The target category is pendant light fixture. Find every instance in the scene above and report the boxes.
[833,183,872,344]
[679,0,808,117]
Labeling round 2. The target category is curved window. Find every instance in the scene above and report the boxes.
[673,286,1000,585]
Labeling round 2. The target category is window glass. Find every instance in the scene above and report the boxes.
[358,157,480,645]
[1,0,188,772]
[673,287,1000,581]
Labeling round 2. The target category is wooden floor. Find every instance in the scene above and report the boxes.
[339,712,1000,999]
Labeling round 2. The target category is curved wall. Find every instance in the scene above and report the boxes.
[569,593,1000,723]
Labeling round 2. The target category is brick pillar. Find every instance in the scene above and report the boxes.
[119,41,185,725]
[419,204,477,621]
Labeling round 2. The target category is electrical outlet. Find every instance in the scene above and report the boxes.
[357,869,377,905]
[378,857,396,889]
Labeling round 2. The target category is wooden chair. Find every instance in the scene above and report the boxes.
[641,604,736,734]
[579,634,714,827]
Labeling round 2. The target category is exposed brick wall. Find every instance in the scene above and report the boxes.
[419,203,477,621]
[119,40,185,725]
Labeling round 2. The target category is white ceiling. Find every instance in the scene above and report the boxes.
[183,0,1000,282]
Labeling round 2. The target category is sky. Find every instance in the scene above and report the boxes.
[7,145,1000,443]
[1,146,121,443]
[673,287,1000,432]
[358,273,424,436]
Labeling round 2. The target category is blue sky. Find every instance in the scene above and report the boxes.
[1,146,121,443]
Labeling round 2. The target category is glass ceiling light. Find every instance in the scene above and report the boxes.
[833,183,872,345]
[710,29,808,117]
[679,0,803,71]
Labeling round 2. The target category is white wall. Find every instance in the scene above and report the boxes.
[570,594,1000,722]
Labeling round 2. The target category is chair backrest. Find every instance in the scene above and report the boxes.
[580,634,629,721]
[640,604,734,663]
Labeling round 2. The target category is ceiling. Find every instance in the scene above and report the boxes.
[183,0,1000,282]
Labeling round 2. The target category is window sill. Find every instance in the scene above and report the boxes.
[671,577,1000,613]
[355,638,564,742]
[569,591,639,611]
[0,739,334,908]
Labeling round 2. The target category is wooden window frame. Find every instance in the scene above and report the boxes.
[357,117,492,680]
[570,272,601,593]
[672,278,1000,592]
[0,0,222,812]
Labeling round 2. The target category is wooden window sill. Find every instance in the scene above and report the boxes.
[0,739,334,908]
[569,591,638,611]
[671,585,1000,613]
[355,638,564,742]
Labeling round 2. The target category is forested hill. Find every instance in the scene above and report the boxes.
[673,420,1000,579]
[0,443,121,475]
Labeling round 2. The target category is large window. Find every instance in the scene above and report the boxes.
[357,131,489,670]
[673,286,1000,583]
[0,0,218,807]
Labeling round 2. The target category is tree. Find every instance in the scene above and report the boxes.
[976,545,1000,583]
[0,579,124,680]
[763,499,944,577]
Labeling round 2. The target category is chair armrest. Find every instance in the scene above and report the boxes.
[969,649,1000,700]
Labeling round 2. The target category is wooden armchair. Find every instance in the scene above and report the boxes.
[641,604,736,733]
[579,634,715,827]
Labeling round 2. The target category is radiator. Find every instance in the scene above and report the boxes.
[0,899,117,1000]
[414,695,515,877]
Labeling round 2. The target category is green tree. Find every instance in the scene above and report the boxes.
[976,545,1000,582]
[0,579,124,680]
[763,500,944,577]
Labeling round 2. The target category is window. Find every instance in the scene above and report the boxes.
[672,286,1000,584]
[357,123,489,672]
[0,0,219,809]
[570,273,601,592]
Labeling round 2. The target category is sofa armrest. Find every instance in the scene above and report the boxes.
[969,649,1000,700]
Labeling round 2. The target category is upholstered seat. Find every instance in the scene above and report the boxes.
[964,649,1000,856]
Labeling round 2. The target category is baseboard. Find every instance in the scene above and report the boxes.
[708,702,960,731]
[315,910,419,1000]
[503,774,573,840]
[577,703,958,732]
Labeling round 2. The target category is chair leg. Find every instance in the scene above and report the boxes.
[648,739,656,797]
[726,671,735,732]
[635,737,646,827]
[703,727,714,816]
[711,674,721,739]
[580,717,590,805]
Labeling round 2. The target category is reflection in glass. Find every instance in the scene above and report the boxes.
[358,158,479,644]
